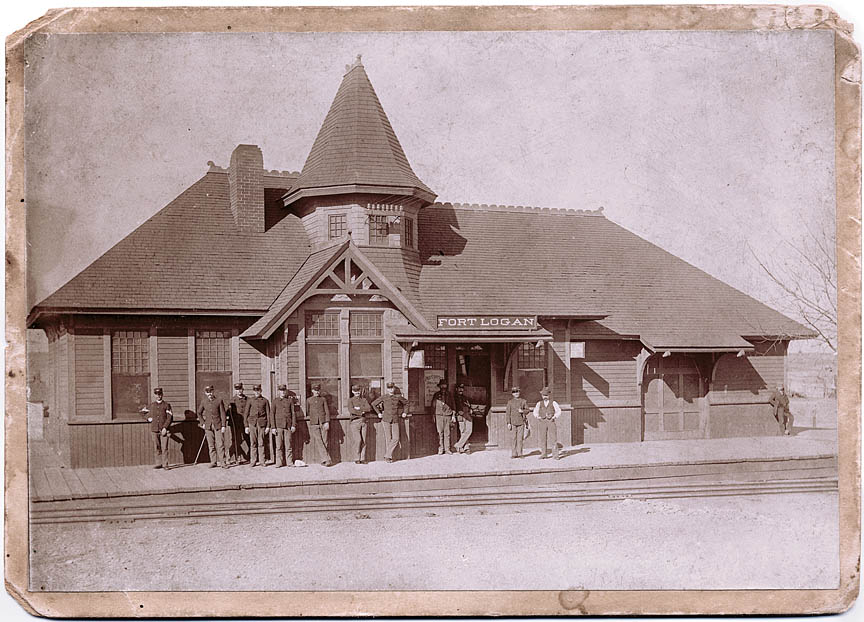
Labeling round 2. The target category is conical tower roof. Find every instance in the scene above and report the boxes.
[284,57,436,206]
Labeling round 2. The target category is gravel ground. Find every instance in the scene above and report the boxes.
[30,492,838,592]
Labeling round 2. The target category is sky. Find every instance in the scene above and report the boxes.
[23,28,836,349]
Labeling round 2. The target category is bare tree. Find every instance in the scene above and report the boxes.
[749,218,837,352]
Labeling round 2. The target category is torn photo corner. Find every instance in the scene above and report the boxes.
[5,4,860,618]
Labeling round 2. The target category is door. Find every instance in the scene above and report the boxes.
[642,353,705,440]
[455,345,491,444]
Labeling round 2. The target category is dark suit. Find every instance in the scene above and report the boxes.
[769,389,793,435]
[229,394,250,462]
[505,397,529,457]
[348,395,372,462]
[372,393,408,460]
[306,395,331,464]
[146,400,172,467]
[431,389,454,454]
[270,396,296,466]
[454,392,473,451]
[245,395,271,465]
[197,396,227,465]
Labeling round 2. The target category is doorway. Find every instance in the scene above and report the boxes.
[455,345,491,445]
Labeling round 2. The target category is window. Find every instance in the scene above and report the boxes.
[517,342,547,370]
[507,342,547,404]
[111,330,150,418]
[306,343,341,411]
[350,343,383,401]
[350,312,382,337]
[423,344,447,370]
[195,330,230,371]
[328,213,347,240]
[369,214,389,245]
[306,312,340,338]
[402,216,414,249]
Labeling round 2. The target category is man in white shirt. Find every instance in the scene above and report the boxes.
[532,387,562,460]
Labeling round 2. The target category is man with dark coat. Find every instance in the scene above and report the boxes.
[306,384,332,466]
[347,385,372,464]
[142,387,173,469]
[197,385,228,468]
[244,384,270,467]
[431,379,455,455]
[769,385,793,436]
[228,382,250,464]
[270,384,297,467]
[372,382,409,463]
[453,383,474,454]
[505,386,529,459]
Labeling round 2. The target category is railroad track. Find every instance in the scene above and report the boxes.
[32,474,837,524]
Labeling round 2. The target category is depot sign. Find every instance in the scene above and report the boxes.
[436,315,537,329]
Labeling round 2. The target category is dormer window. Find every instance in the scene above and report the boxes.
[328,213,347,240]
[369,214,389,246]
[403,216,414,249]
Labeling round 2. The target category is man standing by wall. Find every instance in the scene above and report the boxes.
[532,387,562,460]
[306,384,333,466]
[229,383,249,465]
[347,385,372,464]
[372,382,409,463]
[453,383,474,454]
[431,379,455,455]
[505,386,529,459]
[244,384,270,467]
[197,385,228,468]
[769,385,794,436]
[270,384,296,468]
[142,387,173,469]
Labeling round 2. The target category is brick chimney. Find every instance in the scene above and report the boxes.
[228,144,264,233]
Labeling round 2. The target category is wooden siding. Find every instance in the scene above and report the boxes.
[549,323,569,399]
[572,340,641,407]
[574,406,642,445]
[239,339,262,388]
[73,333,105,419]
[391,339,404,391]
[708,403,782,438]
[285,326,300,391]
[157,334,190,415]
[711,352,783,405]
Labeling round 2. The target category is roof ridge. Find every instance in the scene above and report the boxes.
[207,161,299,177]
[433,202,606,217]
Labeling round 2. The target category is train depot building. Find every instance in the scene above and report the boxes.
[28,59,813,468]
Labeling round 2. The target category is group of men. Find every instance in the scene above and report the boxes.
[143,380,410,470]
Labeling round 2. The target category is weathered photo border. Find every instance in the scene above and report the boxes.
[5,4,861,616]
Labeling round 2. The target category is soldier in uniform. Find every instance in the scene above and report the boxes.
[505,386,529,459]
[244,384,270,467]
[306,384,332,466]
[372,382,409,463]
[347,385,372,464]
[532,387,562,460]
[769,385,793,436]
[197,385,229,468]
[270,384,297,467]
[228,383,250,464]
[142,387,173,469]
[453,383,474,454]
[431,379,455,455]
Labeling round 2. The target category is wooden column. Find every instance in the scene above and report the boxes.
[103,328,112,419]
[149,327,158,392]
[339,309,350,411]
[297,323,307,409]
[231,329,240,386]
[187,329,196,412]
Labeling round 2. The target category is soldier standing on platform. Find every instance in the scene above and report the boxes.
[453,383,474,454]
[348,385,372,464]
[197,385,229,468]
[769,385,794,436]
[142,387,173,469]
[431,379,455,455]
[271,384,297,468]
[229,383,250,465]
[306,384,332,466]
[532,387,562,460]
[372,382,409,463]
[505,386,529,459]
[244,384,270,467]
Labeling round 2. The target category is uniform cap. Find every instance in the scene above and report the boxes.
[351,384,361,391]
[386,382,396,389]
[437,379,448,387]
[457,383,465,389]
[233,383,244,390]
[253,384,262,391]
[153,387,163,395]
[277,384,287,391]
[311,383,322,391]
[511,387,520,393]
[204,385,215,392]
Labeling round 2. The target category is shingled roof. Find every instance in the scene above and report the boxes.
[283,57,436,206]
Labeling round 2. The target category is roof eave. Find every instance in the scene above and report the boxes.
[282,184,436,207]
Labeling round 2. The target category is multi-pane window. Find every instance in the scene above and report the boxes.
[112,330,149,373]
[350,312,382,337]
[402,216,414,249]
[423,344,447,370]
[328,213,347,240]
[111,330,150,418]
[195,330,230,371]
[368,214,389,245]
[517,341,547,370]
[306,312,340,338]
